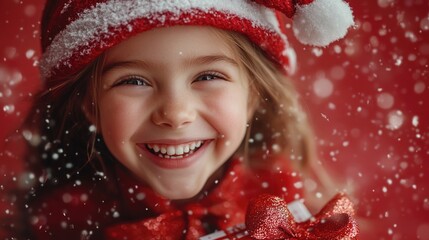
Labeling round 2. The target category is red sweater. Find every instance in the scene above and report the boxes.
[26,156,302,239]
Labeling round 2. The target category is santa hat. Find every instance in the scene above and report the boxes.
[40,0,354,81]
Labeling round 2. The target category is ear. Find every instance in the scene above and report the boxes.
[247,88,260,121]
[81,91,97,127]
[79,54,105,129]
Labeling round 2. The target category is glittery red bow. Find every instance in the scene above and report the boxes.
[245,193,359,240]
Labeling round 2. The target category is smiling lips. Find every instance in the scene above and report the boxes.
[145,140,204,159]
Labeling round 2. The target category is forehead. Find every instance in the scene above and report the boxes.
[104,26,239,64]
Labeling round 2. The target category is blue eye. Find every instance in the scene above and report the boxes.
[114,76,149,87]
[195,72,225,82]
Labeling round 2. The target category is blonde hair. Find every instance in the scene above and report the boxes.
[214,29,338,206]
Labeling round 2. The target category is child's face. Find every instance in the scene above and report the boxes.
[98,26,254,199]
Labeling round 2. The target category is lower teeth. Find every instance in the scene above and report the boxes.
[157,151,195,159]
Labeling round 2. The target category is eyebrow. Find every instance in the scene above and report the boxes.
[103,59,149,74]
[102,54,239,74]
[185,55,239,68]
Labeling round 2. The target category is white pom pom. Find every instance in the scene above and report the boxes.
[293,0,354,46]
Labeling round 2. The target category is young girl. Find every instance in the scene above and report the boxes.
[18,0,355,239]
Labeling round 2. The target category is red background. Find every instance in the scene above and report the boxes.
[1,1,428,239]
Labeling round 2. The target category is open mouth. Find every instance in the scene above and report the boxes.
[145,140,205,159]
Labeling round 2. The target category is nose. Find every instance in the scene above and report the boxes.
[151,92,196,129]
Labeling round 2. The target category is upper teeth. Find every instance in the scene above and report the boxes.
[146,141,203,156]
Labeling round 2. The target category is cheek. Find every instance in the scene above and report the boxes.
[204,88,249,141]
[98,96,144,144]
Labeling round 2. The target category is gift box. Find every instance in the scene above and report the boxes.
[199,223,248,240]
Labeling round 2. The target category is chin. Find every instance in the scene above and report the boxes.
[154,180,205,200]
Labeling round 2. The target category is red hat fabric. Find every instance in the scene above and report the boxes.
[40,0,354,81]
